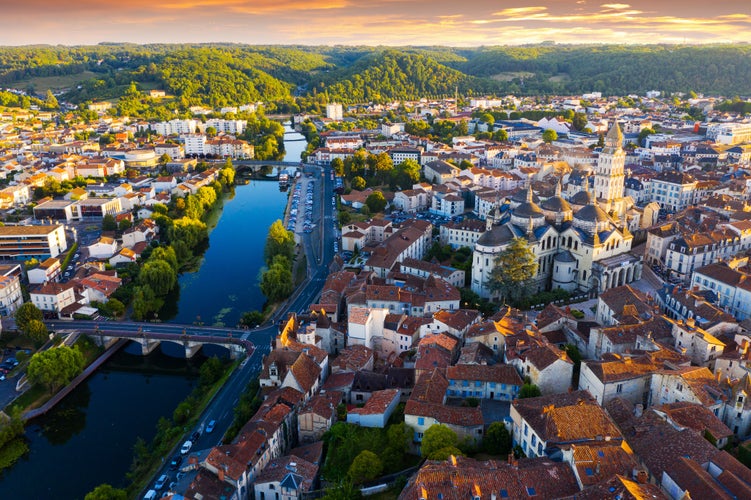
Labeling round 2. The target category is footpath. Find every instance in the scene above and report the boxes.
[22,338,128,421]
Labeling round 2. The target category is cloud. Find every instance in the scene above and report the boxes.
[601,3,631,9]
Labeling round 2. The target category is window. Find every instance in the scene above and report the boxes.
[616,384,623,393]
[531,435,537,446]
[523,424,528,436]
[418,417,425,426]
[527,487,537,496]
[500,490,508,499]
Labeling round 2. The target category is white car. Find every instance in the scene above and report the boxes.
[180,440,192,454]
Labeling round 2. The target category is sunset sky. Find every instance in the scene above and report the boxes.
[2,0,750,46]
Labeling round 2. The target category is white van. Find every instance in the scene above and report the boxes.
[144,490,157,500]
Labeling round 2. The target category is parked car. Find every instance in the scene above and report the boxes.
[154,474,169,490]
[205,420,216,433]
[180,440,192,454]
[169,455,182,470]
[191,430,200,441]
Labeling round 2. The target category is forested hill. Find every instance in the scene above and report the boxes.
[1,44,751,112]
[316,51,491,103]
[449,45,751,96]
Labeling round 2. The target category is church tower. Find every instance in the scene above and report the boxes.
[594,121,626,203]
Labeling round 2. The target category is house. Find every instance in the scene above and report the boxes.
[445,363,522,401]
[79,273,122,303]
[404,369,485,449]
[122,219,158,249]
[109,247,137,266]
[0,274,23,316]
[347,388,400,428]
[30,281,77,314]
[253,446,320,500]
[297,392,342,443]
[86,236,118,260]
[506,341,574,395]
[423,160,460,184]
[511,390,623,459]
[27,257,61,285]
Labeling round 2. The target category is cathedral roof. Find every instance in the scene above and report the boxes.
[554,250,577,263]
[605,121,624,149]
[511,188,539,204]
[542,196,572,213]
[513,201,545,219]
[574,203,610,224]
[570,189,593,206]
[476,223,516,247]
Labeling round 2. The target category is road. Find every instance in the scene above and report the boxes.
[142,162,335,494]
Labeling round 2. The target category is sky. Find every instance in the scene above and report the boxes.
[2,1,750,46]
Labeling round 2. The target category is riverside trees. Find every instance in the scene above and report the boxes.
[260,220,295,304]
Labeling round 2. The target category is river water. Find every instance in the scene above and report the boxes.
[0,124,305,499]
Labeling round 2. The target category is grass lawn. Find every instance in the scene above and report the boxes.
[13,71,98,92]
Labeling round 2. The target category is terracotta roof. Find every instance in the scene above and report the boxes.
[513,390,622,444]
[564,474,668,500]
[289,353,322,394]
[657,402,732,442]
[349,388,399,416]
[446,364,522,386]
[570,442,639,487]
[411,368,449,404]
[399,456,579,500]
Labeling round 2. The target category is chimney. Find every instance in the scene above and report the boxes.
[634,404,643,417]
[742,339,749,355]
[217,468,225,482]
[450,454,457,466]
[508,452,514,465]
[686,317,695,329]
[636,470,648,484]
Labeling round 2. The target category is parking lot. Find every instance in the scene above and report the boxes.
[286,176,317,234]
[387,209,466,227]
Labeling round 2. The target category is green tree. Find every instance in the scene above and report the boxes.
[331,158,345,176]
[260,255,294,302]
[421,424,458,458]
[519,383,542,399]
[27,346,85,392]
[572,112,588,131]
[351,176,366,190]
[15,302,43,332]
[131,285,161,321]
[44,89,59,110]
[365,191,387,213]
[488,237,538,304]
[429,446,464,461]
[638,127,656,146]
[322,480,362,500]
[219,166,235,187]
[169,217,208,249]
[205,126,217,137]
[542,129,558,143]
[139,259,177,296]
[492,129,509,142]
[484,422,512,456]
[348,450,383,484]
[391,159,421,188]
[264,219,295,266]
[84,484,128,500]
[25,319,49,345]
[118,219,132,231]
[239,310,264,328]
[102,214,117,231]
[150,246,179,272]
[158,153,172,166]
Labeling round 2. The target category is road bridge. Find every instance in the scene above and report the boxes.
[47,320,257,359]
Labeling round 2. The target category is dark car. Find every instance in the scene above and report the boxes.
[169,455,182,470]
[191,430,201,441]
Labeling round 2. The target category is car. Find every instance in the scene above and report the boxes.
[180,440,192,454]
[191,430,201,441]
[154,474,169,490]
[0,374,5,381]
[169,455,183,470]
[205,420,216,433]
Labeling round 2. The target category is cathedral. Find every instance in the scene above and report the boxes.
[471,122,643,300]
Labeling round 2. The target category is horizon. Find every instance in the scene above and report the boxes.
[1,1,749,46]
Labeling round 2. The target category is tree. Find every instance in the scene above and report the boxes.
[429,446,464,461]
[421,424,458,458]
[365,191,387,213]
[638,127,656,146]
[331,157,345,176]
[542,129,558,143]
[391,159,421,188]
[572,112,588,132]
[27,346,85,392]
[44,90,59,110]
[15,302,43,332]
[351,176,366,190]
[492,129,509,142]
[484,422,512,456]
[118,219,132,231]
[139,259,177,297]
[348,450,383,484]
[488,237,538,304]
[102,214,117,231]
[159,153,172,166]
[264,219,295,266]
[84,484,128,500]
[239,310,264,328]
[169,217,208,249]
[25,319,49,345]
[519,383,542,399]
[205,126,217,137]
[260,255,294,302]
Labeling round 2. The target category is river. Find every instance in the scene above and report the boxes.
[0,124,305,499]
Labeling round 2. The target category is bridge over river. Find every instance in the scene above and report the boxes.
[46,320,261,359]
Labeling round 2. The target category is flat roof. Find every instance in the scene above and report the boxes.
[0,225,61,236]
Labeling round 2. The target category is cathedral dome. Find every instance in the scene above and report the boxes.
[574,203,610,224]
